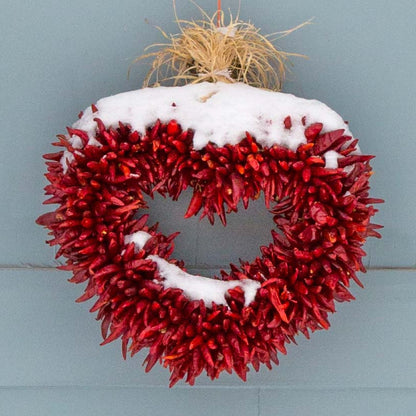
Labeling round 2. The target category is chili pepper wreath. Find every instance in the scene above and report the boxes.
[37,7,383,386]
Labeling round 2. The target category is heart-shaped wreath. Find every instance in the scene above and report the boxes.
[37,11,382,386]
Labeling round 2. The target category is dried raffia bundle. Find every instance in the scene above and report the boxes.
[132,4,308,90]
[37,2,382,387]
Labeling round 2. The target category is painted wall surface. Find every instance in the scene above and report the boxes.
[1,1,415,414]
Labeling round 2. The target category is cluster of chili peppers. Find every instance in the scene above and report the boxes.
[37,109,382,386]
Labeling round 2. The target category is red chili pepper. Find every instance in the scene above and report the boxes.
[184,191,203,218]
[304,122,323,142]
[167,120,180,136]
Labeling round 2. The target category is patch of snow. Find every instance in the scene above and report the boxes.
[148,255,260,307]
[324,150,342,169]
[70,135,84,149]
[60,135,84,168]
[124,231,152,251]
[72,82,353,151]
[124,231,260,306]
[61,150,75,168]
[216,25,237,37]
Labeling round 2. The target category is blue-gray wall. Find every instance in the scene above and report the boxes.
[1,1,415,414]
